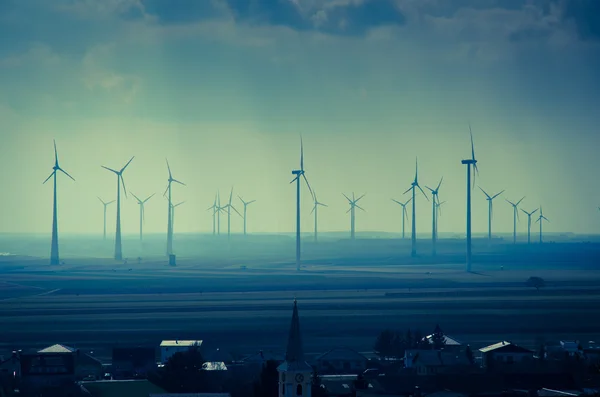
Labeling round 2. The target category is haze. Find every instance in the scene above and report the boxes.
[1,0,599,236]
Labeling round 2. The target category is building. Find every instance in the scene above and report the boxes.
[277,299,314,397]
[404,350,471,375]
[0,351,20,393]
[160,340,203,364]
[19,350,76,396]
[315,348,369,374]
[36,344,104,381]
[112,347,156,379]
[479,341,534,368]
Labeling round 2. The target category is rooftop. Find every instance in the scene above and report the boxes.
[315,347,369,361]
[425,334,462,346]
[479,341,533,354]
[38,344,77,354]
[160,340,202,347]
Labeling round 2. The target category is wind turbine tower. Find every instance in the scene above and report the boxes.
[479,187,505,241]
[102,156,134,261]
[310,191,327,242]
[521,207,539,245]
[164,159,185,257]
[207,193,218,235]
[223,187,242,239]
[506,196,525,244]
[426,177,443,256]
[171,201,185,235]
[435,201,446,238]
[238,195,256,236]
[536,206,549,243]
[290,137,313,271]
[391,197,412,239]
[403,158,428,257]
[460,126,479,272]
[343,193,365,240]
[97,197,115,241]
[132,193,155,241]
[43,140,75,265]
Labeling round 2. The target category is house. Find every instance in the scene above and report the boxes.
[315,348,370,374]
[112,347,156,379]
[404,350,470,375]
[160,340,203,364]
[0,351,20,393]
[36,344,104,381]
[423,334,463,352]
[19,350,77,396]
[479,341,534,368]
[81,379,167,397]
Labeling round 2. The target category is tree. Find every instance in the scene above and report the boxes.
[526,276,545,291]
[253,360,279,397]
[465,345,475,365]
[311,369,328,397]
[430,324,446,350]
[391,330,407,357]
[158,346,212,393]
[405,329,413,350]
[374,329,394,358]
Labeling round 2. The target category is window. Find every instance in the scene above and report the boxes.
[296,384,302,396]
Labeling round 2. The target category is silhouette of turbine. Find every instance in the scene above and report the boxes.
[391,197,412,239]
[102,156,134,261]
[343,192,365,240]
[435,200,446,238]
[426,177,443,256]
[238,195,256,236]
[290,136,314,271]
[207,193,218,235]
[163,159,185,257]
[403,158,428,257]
[461,125,479,272]
[479,187,505,241]
[131,193,155,242]
[310,191,327,243]
[536,206,549,243]
[170,201,185,237]
[43,140,75,265]
[521,207,539,245]
[222,187,242,240]
[97,197,115,241]
[506,196,525,244]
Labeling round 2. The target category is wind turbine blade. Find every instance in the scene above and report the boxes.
[392,198,402,205]
[43,171,55,184]
[302,174,314,199]
[172,179,186,186]
[469,124,476,161]
[232,205,243,217]
[290,176,299,184]
[58,168,75,182]
[404,197,413,206]
[436,177,444,191]
[237,195,246,206]
[543,216,549,222]
[248,200,256,205]
[175,201,185,207]
[120,156,135,173]
[101,166,119,174]
[343,193,352,202]
[403,186,413,195]
[355,194,366,203]
[131,193,141,203]
[425,186,434,193]
[418,185,429,201]
[356,204,366,212]
[229,187,234,205]
[97,197,105,205]
[521,208,528,215]
[163,184,169,198]
[166,158,172,179]
[53,139,59,166]
[346,207,352,214]
[108,200,115,205]
[120,175,128,198]
[506,199,515,206]
[300,135,304,171]
[492,190,505,200]
[414,157,418,183]
[310,205,316,215]
[479,186,491,199]
[144,193,155,203]
[532,208,539,216]
[516,196,525,206]
[318,202,327,207]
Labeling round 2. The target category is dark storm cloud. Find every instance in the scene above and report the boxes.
[317,0,406,37]
[563,0,600,41]
[140,0,226,24]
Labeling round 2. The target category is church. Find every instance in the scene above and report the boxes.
[278,299,313,397]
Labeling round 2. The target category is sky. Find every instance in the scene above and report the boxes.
[1,0,599,236]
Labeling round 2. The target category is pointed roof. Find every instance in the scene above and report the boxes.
[286,299,304,362]
[278,299,313,372]
[38,344,77,354]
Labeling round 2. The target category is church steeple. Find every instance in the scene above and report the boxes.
[278,299,312,397]
[285,299,304,362]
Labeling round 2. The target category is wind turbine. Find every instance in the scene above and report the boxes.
[131,193,155,241]
[223,187,242,239]
[207,193,218,235]
[479,187,505,241]
[97,197,115,241]
[310,191,327,242]
[43,140,75,265]
[238,195,256,236]
[461,125,479,272]
[403,158,428,257]
[536,206,549,243]
[171,201,185,235]
[521,207,538,245]
[102,156,134,261]
[435,201,446,238]
[391,197,412,239]
[290,137,314,271]
[426,177,443,256]
[506,196,525,244]
[164,159,185,257]
[344,193,365,240]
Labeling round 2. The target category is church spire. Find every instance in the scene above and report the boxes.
[285,299,304,362]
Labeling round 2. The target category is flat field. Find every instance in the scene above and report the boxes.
[1,234,599,362]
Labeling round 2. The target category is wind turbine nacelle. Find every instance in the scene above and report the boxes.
[292,170,302,175]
